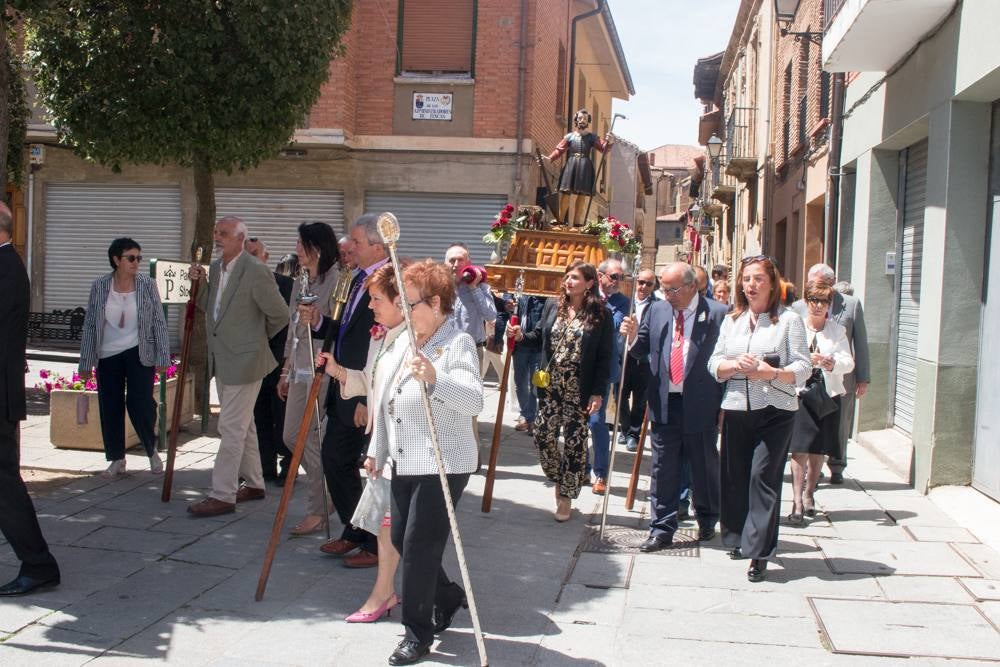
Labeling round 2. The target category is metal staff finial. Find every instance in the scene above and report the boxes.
[375,211,490,667]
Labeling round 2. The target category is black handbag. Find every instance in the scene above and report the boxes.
[800,368,838,420]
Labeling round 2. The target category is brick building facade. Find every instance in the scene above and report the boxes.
[15,0,633,315]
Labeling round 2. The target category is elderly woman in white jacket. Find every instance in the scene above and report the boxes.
[789,281,854,523]
[318,262,407,624]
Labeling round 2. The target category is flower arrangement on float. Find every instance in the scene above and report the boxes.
[582,215,641,255]
[481,204,545,245]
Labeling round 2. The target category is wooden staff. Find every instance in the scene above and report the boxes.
[161,248,202,503]
[255,266,353,602]
[624,408,649,511]
[482,271,525,513]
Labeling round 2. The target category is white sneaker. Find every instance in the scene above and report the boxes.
[102,459,127,479]
[149,452,164,475]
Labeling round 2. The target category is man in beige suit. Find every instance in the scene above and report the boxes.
[187,216,289,516]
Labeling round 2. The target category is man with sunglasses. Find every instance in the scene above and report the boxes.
[588,259,629,494]
[619,270,658,453]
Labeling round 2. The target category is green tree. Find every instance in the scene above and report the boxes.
[26,0,353,254]
[1,2,34,188]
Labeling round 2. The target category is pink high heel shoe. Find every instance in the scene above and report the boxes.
[345,593,399,623]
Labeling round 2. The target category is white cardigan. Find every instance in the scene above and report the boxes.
[802,318,855,397]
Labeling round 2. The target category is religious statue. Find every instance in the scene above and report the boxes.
[544,109,613,228]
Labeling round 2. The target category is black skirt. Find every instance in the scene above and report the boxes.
[557,133,598,194]
[790,394,841,455]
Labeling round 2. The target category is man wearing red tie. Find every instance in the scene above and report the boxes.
[621,263,728,551]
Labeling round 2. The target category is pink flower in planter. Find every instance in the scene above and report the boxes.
[85,379,97,391]
[39,369,49,379]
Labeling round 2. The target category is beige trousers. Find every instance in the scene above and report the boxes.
[213,379,265,504]
[282,376,332,517]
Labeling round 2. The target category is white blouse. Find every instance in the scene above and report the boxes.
[802,318,855,397]
[100,288,139,358]
[708,308,812,412]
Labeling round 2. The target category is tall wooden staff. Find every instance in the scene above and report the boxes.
[161,248,202,503]
[255,266,353,601]
[624,409,649,511]
[377,212,489,667]
[599,252,641,539]
[481,270,524,513]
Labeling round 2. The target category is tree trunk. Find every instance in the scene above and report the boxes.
[0,5,11,186]
[188,155,216,419]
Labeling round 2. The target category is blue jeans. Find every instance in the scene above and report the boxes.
[512,349,542,423]
[588,386,612,479]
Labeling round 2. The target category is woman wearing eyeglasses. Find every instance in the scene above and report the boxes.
[509,261,614,522]
[351,259,481,666]
[708,256,811,582]
[79,238,170,478]
[788,281,854,523]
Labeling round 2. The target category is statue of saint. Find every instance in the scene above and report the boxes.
[545,109,613,227]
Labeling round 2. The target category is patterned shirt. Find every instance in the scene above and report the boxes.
[708,308,812,412]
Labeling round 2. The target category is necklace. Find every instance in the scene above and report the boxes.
[371,332,399,387]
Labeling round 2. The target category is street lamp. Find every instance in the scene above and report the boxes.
[707,135,723,162]
[774,0,823,45]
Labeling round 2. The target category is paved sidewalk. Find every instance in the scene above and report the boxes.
[1,386,1000,665]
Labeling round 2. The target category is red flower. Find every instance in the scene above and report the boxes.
[618,238,625,248]
[503,204,515,213]
[370,324,386,340]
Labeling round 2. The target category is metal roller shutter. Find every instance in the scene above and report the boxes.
[215,188,345,271]
[45,184,183,349]
[892,139,927,434]
[364,191,507,267]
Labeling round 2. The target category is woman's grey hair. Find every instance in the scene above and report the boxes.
[352,213,387,248]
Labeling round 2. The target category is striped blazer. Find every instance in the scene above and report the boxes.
[367,320,483,476]
[79,273,170,372]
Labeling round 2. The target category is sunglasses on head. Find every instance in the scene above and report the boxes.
[121,254,142,263]
[740,254,774,265]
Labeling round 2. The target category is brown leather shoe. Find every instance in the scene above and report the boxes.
[235,485,265,503]
[320,538,360,556]
[343,550,378,568]
[592,478,607,495]
[187,497,236,517]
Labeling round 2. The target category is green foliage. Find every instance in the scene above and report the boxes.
[5,35,28,186]
[26,1,353,172]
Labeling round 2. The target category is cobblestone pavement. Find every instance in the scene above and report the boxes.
[2,385,999,665]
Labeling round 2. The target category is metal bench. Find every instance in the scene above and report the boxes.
[27,308,86,347]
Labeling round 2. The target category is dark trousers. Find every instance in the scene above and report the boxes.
[321,413,375,552]
[0,419,60,580]
[618,358,650,440]
[96,346,156,460]
[830,373,857,473]
[720,407,795,560]
[648,393,720,540]
[391,472,469,646]
[253,366,289,477]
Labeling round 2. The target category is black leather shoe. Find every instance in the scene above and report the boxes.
[830,472,844,485]
[388,639,430,665]
[677,507,691,522]
[747,559,767,583]
[698,527,716,542]
[639,536,672,553]
[728,547,744,560]
[433,593,468,633]
[0,574,60,596]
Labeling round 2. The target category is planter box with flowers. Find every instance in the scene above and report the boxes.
[39,363,195,451]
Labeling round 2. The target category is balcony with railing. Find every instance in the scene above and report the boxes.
[822,0,956,72]
[708,152,738,199]
[723,106,757,180]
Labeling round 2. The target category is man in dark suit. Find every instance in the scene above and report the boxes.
[303,214,386,568]
[245,239,293,483]
[0,202,60,595]
[622,262,727,551]
[620,269,658,452]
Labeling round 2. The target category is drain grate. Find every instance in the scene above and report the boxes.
[580,526,700,557]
